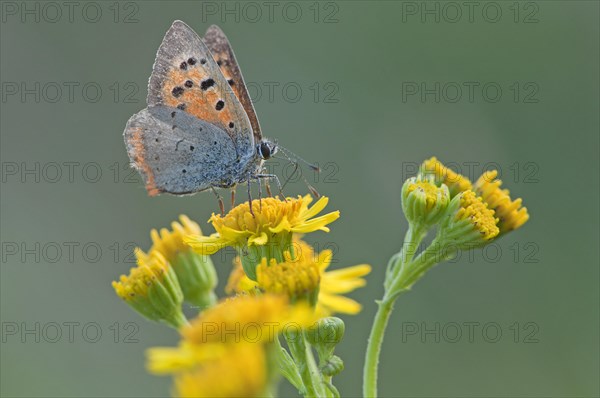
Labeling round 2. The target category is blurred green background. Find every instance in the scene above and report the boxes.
[1,1,598,397]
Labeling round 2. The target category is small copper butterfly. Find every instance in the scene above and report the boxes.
[123,21,278,203]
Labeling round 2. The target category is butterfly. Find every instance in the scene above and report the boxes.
[123,21,279,208]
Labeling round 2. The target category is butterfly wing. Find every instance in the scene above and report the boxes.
[124,105,238,196]
[147,20,254,155]
[203,25,262,141]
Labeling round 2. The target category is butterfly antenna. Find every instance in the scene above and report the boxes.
[280,161,299,191]
[274,147,321,198]
[277,145,320,173]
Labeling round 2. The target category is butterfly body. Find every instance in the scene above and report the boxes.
[124,21,275,196]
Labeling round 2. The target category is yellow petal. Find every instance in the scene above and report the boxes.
[291,211,340,233]
[146,343,225,374]
[302,196,329,220]
[318,292,362,315]
[184,234,230,255]
[248,232,268,245]
[325,264,372,280]
[269,217,292,234]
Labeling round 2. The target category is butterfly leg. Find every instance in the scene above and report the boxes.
[256,175,263,212]
[230,188,236,209]
[265,178,273,197]
[256,173,286,200]
[247,173,255,217]
[210,186,225,215]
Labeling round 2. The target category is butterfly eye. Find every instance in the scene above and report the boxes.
[259,142,272,159]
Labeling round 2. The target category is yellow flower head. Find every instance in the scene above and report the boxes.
[112,250,185,328]
[256,254,321,304]
[113,250,171,300]
[436,190,500,251]
[147,215,218,309]
[406,180,440,210]
[174,344,268,398]
[148,343,268,397]
[227,239,371,316]
[182,294,316,346]
[185,195,340,255]
[150,215,201,261]
[420,157,472,197]
[455,190,500,241]
[474,170,529,235]
[402,177,450,228]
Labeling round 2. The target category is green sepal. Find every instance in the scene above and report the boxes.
[125,266,186,329]
[170,250,218,310]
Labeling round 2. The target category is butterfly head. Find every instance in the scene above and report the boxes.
[257,140,277,160]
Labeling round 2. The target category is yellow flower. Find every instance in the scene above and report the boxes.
[227,239,371,316]
[420,156,472,196]
[184,195,340,255]
[402,177,450,228]
[148,343,268,397]
[256,251,321,305]
[182,294,317,346]
[113,250,168,300]
[112,250,186,328]
[145,294,313,396]
[148,215,218,309]
[437,190,499,251]
[174,344,268,398]
[455,190,499,241]
[150,215,201,260]
[406,180,440,210]
[474,170,529,235]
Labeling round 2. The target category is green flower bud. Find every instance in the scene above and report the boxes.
[306,317,345,361]
[112,250,186,329]
[148,215,218,309]
[402,177,450,229]
[171,251,218,310]
[321,355,344,377]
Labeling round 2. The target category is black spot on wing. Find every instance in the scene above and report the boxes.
[172,86,184,97]
[200,78,215,91]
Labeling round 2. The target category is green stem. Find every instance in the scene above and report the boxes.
[399,225,421,265]
[363,296,397,398]
[318,359,336,398]
[364,228,439,397]
[399,239,455,290]
[285,330,325,397]
[275,337,304,393]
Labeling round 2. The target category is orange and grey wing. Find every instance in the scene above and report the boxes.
[147,20,254,153]
[203,24,262,141]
